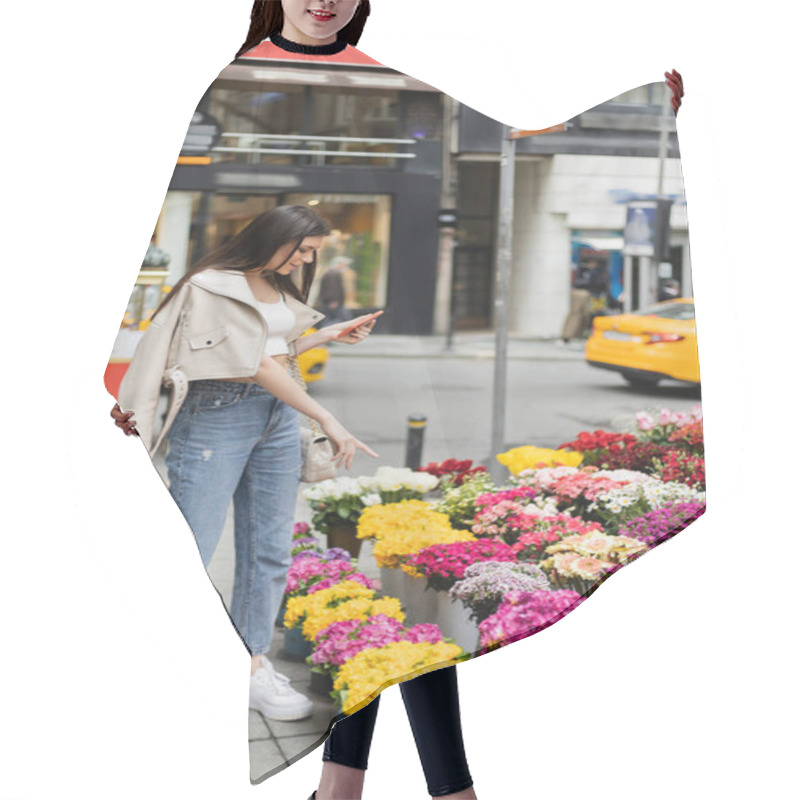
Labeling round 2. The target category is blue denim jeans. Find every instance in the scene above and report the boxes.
[164,380,302,656]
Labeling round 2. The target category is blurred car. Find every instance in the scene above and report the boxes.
[297,327,329,384]
[585,297,699,387]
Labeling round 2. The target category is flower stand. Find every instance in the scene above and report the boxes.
[436,593,479,654]
[400,572,438,627]
[280,626,313,661]
[326,523,362,560]
[379,567,405,601]
[310,670,335,697]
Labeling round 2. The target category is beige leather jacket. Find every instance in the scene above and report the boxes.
[117,269,325,454]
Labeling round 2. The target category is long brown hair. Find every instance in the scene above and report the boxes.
[236,0,371,59]
[153,205,331,317]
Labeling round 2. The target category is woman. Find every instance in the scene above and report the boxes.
[115,203,380,724]
[112,1,685,797]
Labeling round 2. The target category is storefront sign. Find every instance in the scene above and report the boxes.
[180,111,222,157]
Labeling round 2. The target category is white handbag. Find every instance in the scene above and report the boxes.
[288,342,337,483]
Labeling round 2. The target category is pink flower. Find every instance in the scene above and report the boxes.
[658,408,678,426]
[635,412,655,431]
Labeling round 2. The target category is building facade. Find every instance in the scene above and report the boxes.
[151,47,686,338]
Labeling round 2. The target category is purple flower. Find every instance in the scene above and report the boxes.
[617,501,705,547]
[321,547,354,562]
[311,614,407,667]
[404,623,445,644]
[478,589,584,647]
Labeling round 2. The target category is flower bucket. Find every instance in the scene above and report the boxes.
[379,567,404,600]
[400,571,439,627]
[436,593,479,654]
[326,523,362,560]
[310,670,335,697]
[280,626,313,661]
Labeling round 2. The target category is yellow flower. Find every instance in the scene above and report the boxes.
[357,501,474,568]
[284,581,377,632]
[301,596,405,640]
[496,446,583,475]
[334,640,464,714]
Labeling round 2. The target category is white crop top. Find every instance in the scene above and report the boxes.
[257,296,296,357]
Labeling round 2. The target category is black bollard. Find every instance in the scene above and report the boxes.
[405,414,428,470]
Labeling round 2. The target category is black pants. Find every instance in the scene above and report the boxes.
[323,665,473,797]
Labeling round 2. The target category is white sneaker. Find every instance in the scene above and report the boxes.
[249,658,314,721]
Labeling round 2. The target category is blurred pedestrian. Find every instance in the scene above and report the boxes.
[559,260,607,343]
[318,256,351,326]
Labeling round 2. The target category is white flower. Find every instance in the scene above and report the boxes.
[596,469,651,484]
[521,496,561,518]
[361,493,383,507]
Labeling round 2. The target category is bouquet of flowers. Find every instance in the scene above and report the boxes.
[309,615,445,676]
[284,580,404,640]
[511,465,579,491]
[302,476,379,535]
[357,500,475,569]
[509,514,604,561]
[632,405,703,445]
[539,532,647,591]
[364,466,441,504]
[470,487,540,544]
[589,476,706,532]
[333,639,464,713]
[668,418,704,455]
[419,458,487,488]
[559,430,669,474]
[544,471,634,516]
[657,449,705,488]
[617,501,706,547]
[292,521,312,539]
[478,589,585,649]
[495,445,583,476]
[302,469,439,536]
[449,561,551,622]
[284,556,376,598]
[291,536,323,557]
[403,539,517,591]
[431,471,496,530]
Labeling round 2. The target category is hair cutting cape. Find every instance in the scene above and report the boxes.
[106,35,703,784]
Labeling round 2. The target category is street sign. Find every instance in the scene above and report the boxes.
[623,199,672,258]
[509,123,566,140]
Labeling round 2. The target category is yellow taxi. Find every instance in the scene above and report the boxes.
[585,297,699,387]
[296,328,329,384]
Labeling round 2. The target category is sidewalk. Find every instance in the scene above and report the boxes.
[326,332,586,360]
[246,531,381,783]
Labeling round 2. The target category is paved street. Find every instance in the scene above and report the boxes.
[155,334,701,782]
[314,333,700,470]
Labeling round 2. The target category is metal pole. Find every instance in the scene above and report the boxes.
[446,239,457,351]
[623,254,633,313]
[652,82,673,303]
[405,414,428,470]
[656,81,671,199]
[489,126,515,479]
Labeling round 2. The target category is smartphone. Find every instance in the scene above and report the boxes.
[334,310,384,339]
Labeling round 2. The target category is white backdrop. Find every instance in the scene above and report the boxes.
[2,1,796,798]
